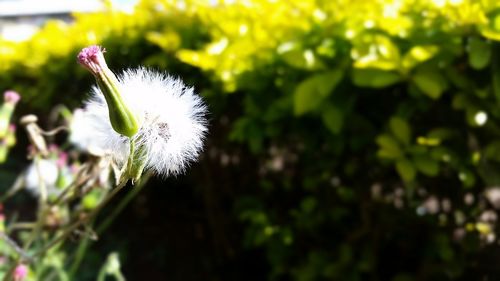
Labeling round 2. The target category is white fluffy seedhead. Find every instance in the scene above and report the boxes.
[82,67,208,177]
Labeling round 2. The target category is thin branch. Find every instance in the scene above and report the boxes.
[32,180,128,258]
[0,232,31,262]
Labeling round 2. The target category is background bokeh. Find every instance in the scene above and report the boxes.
[3,0,500,280]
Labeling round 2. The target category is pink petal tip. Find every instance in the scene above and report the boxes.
[3,91,20,104]
[77,45,105,64]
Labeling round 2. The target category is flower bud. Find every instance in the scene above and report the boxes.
[13,264,28,281]
[77,46,140,137]
[0,91,20,138]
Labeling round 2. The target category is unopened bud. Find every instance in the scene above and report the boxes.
[0,91,20,138]
[4,91,20,104]
[13,264,28,281]
[78,45,140,137]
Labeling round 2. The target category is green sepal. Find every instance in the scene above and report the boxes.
[95,69,140,137]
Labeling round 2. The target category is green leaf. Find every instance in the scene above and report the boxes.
[376,134,403,159]
[352,68,400,88]
[402,45,439,70]
[458,169,476,188]
[300,197,317,213]
[413,155,439,176]
[468,37,491,70]
[412,68,448,99]
[396,158,416,182]
[281,49,325,70]
[293,70,344,115]
[322,104,344,134]
[492,44,500,102]
[389,117,411,145]
[352,34,400,70]
[484,140,500,162]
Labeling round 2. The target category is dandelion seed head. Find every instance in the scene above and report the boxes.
[83,67,208,177]
[69,108,112,156]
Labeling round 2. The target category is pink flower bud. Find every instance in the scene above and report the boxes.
[77,45,141,137]
[8,124,15,133]
[3,91,20,104]
[77,45,107,75]
[13,264,28,281]
[56,152,68,168]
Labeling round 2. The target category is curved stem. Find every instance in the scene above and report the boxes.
[69,172,151,277]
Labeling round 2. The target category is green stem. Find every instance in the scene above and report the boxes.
[96,172,151,234]
[67,219,94,279]
[32,180,128,258]
[70,172,151,277]
[24,156,49,250]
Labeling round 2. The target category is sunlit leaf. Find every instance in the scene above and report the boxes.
[412,67,448,99]
[352,34,400,70]
[402,45,439,70]
[293,70,344,115]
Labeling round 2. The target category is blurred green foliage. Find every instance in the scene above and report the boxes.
[4,0,500,279]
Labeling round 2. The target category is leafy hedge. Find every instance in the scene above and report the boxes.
[3,0,500,279]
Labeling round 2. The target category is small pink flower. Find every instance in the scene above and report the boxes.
[77,45,107,74]
[13,264,28,281]
[3,91,20,104]
[56,152,68,169]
